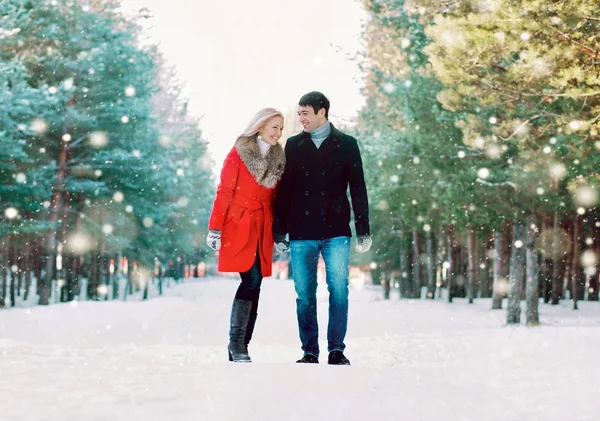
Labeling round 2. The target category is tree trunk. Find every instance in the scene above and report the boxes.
[383,272,390,300]
[507,220,526,324]
[436,232,445,299]
[466,226,476,304]
[157,261,164,296]
[571,215,583,310]
[551,212,565,305]
[447,225,455,303]
[34,238,42,298]
[112,254,120,300]
[398,227,411,298]
[23,236,32,301]
[59,190,70,302]
[40,138,68,305]
[88,250,96,301]
[67,194,85,301]
[589,224,600,301]
[9,239,16,307]
[540,220,552,303]
[478,234,491,298]
[412,228,422,299]
[525,216,540,326]
[0,239,8,307]
[16,242,23,297]
[426,230,436,299]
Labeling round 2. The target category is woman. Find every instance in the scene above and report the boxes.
[206,108,285,362]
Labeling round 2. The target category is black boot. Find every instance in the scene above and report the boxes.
[244,298,259,346]
[228,299,252,362]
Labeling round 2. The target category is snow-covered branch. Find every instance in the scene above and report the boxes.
[476,178,517,190]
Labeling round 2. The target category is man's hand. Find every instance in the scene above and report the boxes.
[355,235,372,253]
[206,229,221,251]
[274,232,290,253]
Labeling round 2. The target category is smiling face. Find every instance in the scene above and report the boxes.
[258,115,284,145]
[297,105,327,133]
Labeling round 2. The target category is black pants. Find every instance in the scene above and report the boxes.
[235,252,262,301]
[234,252,262,345]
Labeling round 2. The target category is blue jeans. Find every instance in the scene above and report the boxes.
[290,236,350,357]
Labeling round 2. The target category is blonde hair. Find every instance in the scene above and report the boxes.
[238,107,284,140]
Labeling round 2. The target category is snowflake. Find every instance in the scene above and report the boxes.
[477,168,489,179]
[113,191,124,203]
[574,185,597,207]
[4,207,18,219]
[89,131,108,147]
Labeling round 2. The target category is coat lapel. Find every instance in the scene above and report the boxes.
[296,125,341,164]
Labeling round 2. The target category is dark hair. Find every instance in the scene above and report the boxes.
[299,91,330,119]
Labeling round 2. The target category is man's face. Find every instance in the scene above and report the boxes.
[297,105,326,133]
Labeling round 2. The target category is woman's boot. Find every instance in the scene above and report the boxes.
[244,297,259,347]
[228,299,252,362]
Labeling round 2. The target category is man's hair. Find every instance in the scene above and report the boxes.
[299,91,330,119]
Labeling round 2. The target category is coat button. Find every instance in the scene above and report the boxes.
[321,191,325,195]
[321,211,325,215]
[305,211,309,215]
[305,191,309,195]
[305,171,309,176]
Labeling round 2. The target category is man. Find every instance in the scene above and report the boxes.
[273,91,371,365]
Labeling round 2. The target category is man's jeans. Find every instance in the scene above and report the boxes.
[290,236,350,357]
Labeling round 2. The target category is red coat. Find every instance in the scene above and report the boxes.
[208,137,285,276]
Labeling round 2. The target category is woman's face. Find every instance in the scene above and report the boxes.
[259,116,284,146]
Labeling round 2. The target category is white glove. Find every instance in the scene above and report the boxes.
[206,229,221,251]
[274,233,290,253]
[355,235,372,253]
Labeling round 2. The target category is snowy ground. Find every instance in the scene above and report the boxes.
[1,276,599,421]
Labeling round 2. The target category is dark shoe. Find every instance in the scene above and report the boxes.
[328,351,350,365]
[296,354,319,364]
[228,299,252,363]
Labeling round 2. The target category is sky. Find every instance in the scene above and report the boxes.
[119,0,368,171]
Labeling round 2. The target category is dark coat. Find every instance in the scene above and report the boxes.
[273,123,370,241]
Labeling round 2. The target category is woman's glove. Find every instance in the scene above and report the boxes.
[206,229,221,251]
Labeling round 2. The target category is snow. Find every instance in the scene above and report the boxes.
[1,277,600,421]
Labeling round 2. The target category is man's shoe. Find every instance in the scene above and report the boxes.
[328,351,350,365]
[296,354,319,364]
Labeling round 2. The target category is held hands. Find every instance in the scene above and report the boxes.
[274,232,290,253]
[206,229,221,251]
[355,235,372,253]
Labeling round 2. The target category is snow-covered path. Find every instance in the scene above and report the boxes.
[1,277,599,421]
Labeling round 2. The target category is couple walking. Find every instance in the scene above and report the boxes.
[206,91,371,365]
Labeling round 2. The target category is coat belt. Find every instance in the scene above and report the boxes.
[229,194,271,255]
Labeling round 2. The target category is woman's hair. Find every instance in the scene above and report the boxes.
[238,107,283,140]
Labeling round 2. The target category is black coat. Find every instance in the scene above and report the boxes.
[273,123,370,241]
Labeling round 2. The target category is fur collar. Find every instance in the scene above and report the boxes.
[235,136,285,188]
